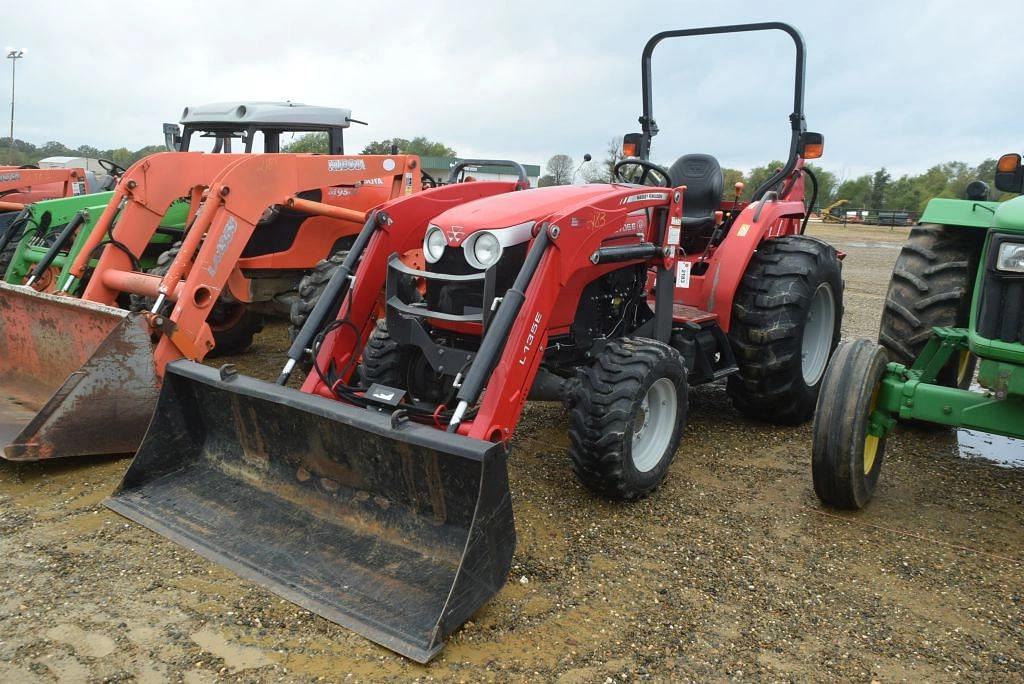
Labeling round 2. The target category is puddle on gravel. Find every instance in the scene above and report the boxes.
[957,429,1024,468]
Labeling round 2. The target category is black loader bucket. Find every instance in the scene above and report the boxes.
[0,282,160,460]
[106,360,516,662]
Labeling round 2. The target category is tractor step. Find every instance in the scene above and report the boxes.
[671,303,718,325]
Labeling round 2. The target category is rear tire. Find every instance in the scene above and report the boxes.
[567,337,688,501]
[879,224,982,389]
[132,243,264,357]
[812,339,889,510]
[727,236,844,424]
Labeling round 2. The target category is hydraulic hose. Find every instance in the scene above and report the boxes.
[801,166,819,235]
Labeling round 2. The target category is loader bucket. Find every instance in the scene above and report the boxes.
[0,282,159,460]
[106,361,516,663]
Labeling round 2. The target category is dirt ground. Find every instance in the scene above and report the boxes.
[1,223,1021,682]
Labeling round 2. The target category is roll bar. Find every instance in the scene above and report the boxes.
[640,22,808,201]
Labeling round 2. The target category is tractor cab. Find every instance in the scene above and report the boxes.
[163,101,357,154]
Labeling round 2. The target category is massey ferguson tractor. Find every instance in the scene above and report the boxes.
[107,23,842,662]
[812,154,1024,509]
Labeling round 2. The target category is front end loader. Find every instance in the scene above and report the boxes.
[812,154,1024,509]
[107,23,842,662]
[0,152,422,461]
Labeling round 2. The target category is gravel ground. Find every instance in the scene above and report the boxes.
[0,223,1021,682]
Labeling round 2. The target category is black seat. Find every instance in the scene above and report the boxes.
[667,154,723,231]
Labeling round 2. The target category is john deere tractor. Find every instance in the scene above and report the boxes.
[812,152,1024,509]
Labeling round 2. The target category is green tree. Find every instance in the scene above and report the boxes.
[804,163,837,208]
[869,167,891,208]
[722,168,744,198]
[545,154,575,185]
[283,132,329,154]
[835,174,873,207]
[742,161,785,201]
[360,137,456,157]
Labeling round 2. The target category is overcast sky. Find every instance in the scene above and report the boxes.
[4,0,1022,179]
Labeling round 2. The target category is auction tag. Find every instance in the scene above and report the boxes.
[676,261,691,288]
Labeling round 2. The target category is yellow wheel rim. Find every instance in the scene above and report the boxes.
[863,384,881,475]
[956,350,972,387]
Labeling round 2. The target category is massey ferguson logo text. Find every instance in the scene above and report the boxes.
[622,192,668,204]
[0,172,21,182]
[328,159,366,172]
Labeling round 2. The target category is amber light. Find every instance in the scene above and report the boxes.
[804,142,824,159]
[622,142,638,157]
[997,153,1021,173]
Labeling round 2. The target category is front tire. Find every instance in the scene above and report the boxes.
[811,339,889,510]
[879,224,982,389]
[568,337,688,501]
[727,236,844,424]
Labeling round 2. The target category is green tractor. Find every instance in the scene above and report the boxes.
[812,152,1024,509]
[0,192,188,292]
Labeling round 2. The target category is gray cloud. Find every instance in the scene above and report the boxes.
[4,0,1022,177]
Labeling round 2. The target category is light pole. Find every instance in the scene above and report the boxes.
[6,48,25,144]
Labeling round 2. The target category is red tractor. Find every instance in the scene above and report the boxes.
[109,22,841,662]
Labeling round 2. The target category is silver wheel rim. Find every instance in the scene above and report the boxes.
[802,283,836,386]
[631,377,677,472]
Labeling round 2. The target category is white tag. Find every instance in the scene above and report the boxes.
[668,226,681,245]
[676,261,691,288]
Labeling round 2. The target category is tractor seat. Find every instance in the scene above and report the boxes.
[668,154,723,231]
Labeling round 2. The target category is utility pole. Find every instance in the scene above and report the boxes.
[6,48,25,144]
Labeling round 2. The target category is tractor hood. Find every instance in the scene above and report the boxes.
[430,184,629,246]
[994,195,1024,232]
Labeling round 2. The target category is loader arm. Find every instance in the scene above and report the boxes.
[297,180,534,396]
[0,168,87,204]
[146,154,420,369]
[75,153,249,302]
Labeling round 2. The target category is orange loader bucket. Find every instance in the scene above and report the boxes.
[0,282,159,460]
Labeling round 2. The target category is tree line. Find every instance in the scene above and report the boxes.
[2,132,1016,210]
[540,139,1017,211]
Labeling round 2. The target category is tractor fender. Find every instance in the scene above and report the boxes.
[918,198,999,229]
[694,199,806,331]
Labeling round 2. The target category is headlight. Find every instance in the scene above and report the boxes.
[424,225,447,263]
[467,232,502,269]
[997,242,1024,273]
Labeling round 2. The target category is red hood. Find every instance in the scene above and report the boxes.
[431,184,630,245]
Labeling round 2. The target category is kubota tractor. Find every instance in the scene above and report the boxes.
[106,22,841,662]
[0,145,426,461]
[812,155,1024,509]
[0,101,361,289]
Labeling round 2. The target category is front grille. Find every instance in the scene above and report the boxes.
[975,233,1024,344]
[426,242,527,316]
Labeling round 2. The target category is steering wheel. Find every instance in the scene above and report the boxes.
[421,170,438,189]
[97,158,128,176]
[613,158,672,187]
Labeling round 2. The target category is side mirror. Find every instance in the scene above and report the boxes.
[622,133,643,158]
[163,123,182,151]
[799,131,824,159]
[995,153,1024,194]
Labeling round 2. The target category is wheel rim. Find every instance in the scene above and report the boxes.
[956,350,973,387]
[801,283,836,386]
[631,378,677,473]
[863,384,881,474]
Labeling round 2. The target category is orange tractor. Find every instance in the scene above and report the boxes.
[0,150,425,460]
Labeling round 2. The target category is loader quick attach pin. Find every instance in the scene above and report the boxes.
[150,293,166,314]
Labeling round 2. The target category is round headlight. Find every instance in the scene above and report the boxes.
[424,226,447,263]
[471,232,502,269]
